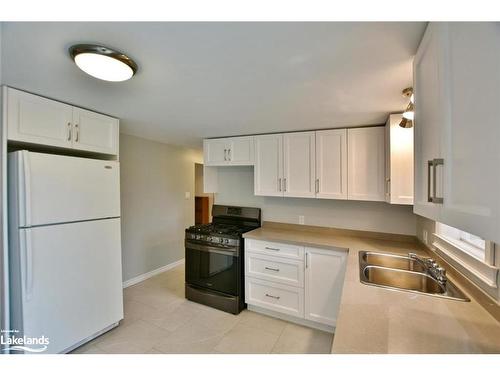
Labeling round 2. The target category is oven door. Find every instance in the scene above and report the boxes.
[185,240,239,296]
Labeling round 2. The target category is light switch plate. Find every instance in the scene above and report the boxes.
[299,215,305,225]
[185,191,191,199]
[423,229,428,244]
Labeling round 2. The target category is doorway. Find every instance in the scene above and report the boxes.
[194,163,214,224]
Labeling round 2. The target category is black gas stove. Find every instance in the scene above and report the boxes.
[185,205,261,314]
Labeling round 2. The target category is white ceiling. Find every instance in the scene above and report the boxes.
[1,22,426,148]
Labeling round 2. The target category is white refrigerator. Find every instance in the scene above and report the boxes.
[7,150,123,354]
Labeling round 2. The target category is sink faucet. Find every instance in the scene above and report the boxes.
[408,253,447,284]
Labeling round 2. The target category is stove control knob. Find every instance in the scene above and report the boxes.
[207,236,212,242]
[220,238,225,244]
[224,239,229,244]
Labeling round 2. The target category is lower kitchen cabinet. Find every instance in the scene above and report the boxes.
[304,246,347,326]
[244,239,347,330]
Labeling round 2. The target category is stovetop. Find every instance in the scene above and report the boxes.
[185,205,261,247]
[186,223,256,237]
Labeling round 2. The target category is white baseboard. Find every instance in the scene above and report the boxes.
[122,258,185,288]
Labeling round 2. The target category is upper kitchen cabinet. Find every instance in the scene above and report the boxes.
[413,23,446,221]
[254,134,283,196]
[72,108,119,155]
[203,136,254,166]
[385,114,413,205]
[282,132,316,198]
[414,23,500,243]
[347,127,385,201]
[4,87,119,156]
[254,132,316,198]
[6,87,73,149]
[315,129,347,200]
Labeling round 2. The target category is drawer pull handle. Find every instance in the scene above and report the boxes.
[264,247,280,251]
[264,267,280,272]
[265,293,280,300]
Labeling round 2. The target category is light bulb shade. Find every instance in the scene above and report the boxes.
[402,102,414,120]
[399,117,413,128]
[69,44,138,82]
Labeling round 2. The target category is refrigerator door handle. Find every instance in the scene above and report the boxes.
[20,151,32,227]
[20,229,34,301]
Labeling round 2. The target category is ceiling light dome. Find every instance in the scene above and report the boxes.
[69,44,138,82]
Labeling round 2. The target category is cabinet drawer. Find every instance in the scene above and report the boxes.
[245,253,304,287]
[245,239,304,260]
[245,277,304,318]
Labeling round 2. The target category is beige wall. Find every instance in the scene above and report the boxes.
[215,166,417,235]
[119,133,202,282]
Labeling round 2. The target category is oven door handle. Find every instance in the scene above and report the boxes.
[186,241,239,257]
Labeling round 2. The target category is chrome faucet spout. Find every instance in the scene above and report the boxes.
[408,252,447,284]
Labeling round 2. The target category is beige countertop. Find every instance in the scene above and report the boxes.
[243,224,500,354]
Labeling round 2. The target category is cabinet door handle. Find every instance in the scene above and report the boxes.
[227,148,231,161]
[315,178,319,194]
[283,178,287,192]
[385,178,390,196]
[265,293,280,300]
[264,266,280,272]
[427,160,433,203]
[265,246,280,251]
[432,158,444,204]
[306,252,309,268]
[74,124,79,142]
[223,149,227,161]
[67,122,72,141]
[278,178,281,192]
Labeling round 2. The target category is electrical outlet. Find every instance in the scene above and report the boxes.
[299,215,305,225]
[423,229,428,244]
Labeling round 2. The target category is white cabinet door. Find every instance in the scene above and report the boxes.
[254,134,283,196]
[72,107,119,155]
[203,139,228,166]
[283,132,316,198]
[385,114,414,205]
[7,88,73,149]
[227,136,254,165]
[315,129,347,199]
[304,246,347,326]
[347,127,385,201]
[438,23,500,243]
[413,23,446,221]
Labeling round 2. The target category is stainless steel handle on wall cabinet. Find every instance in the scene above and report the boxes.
[315,179,319,194]
[67,122,72,141]
[265,293,280,300]
[306,252,309,268]
[223,149,227,161]
[385,178,390,196]
[278,178,282,192]
[227,148,231,161]
[264,266,280,272]
[283,178,287,192]
[74,124,79,142]
[427,160,433,203]
[432,158,444,204]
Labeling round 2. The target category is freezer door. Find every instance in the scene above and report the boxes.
[13,219,123,354]
[9,151,120,227]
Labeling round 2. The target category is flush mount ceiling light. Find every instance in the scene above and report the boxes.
[399,87,414,128]
[69,44,138,82]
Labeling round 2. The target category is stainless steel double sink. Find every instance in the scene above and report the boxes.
[359,251,470,302]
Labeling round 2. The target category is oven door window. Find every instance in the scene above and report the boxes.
[186,245,238,296]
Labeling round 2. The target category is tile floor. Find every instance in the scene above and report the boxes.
[71,264,333,354]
